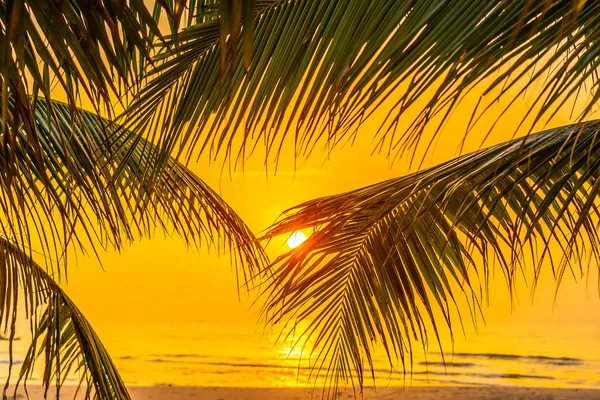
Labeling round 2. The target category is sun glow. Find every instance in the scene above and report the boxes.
[287,231,307,249]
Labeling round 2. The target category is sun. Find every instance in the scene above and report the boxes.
[287,231,307,249]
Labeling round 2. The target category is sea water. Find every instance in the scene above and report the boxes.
[2,320,597,389]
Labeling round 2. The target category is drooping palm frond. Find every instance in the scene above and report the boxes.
[123,0,276,164]
[0,99,266,281]
[0,98,267,398]
[261,120,600,396]
[125,0,600,167]
[0,0,161,259]
[0,1,196,241]
[0,237,129,399]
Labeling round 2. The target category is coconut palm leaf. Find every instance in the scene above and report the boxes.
[261,120,600,396]
[0,99,267,398]
[125,0,600,167]
[0,0,199,234]
[0,99,266,282]
[0,236,129,399]
[0,0,162,261]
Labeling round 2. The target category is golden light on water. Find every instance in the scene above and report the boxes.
[270,321,313,387]
[287,231,307,249]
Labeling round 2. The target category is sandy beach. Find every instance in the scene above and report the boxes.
[9,386,600,399]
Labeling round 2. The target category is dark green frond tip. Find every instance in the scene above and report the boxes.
[262,120,600,397]
[218,0,256,75]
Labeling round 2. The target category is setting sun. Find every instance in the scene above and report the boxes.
[287,231,308,249]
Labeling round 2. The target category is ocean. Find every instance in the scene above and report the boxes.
[2,320,598,390]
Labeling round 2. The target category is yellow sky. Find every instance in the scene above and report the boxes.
[58,68,600,337]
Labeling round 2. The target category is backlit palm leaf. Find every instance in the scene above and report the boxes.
[0,0,163,263]
[0,0,161,154]
[262,121,600,396]
[153,0,254,71]
[0,99,265,279]
[127,0,600,166]
[1,4,268,397]
[0,100,266,397]
[0,237,129,399]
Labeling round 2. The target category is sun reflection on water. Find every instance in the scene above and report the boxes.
[1,320,599,389]
[269,321,316,387]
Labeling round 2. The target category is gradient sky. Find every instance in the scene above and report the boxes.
[58,64,600,357]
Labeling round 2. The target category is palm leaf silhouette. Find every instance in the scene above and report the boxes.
[0,2,268,396]
[0,98,265,275]
[126,0,600,167]
[262,121,600,395]
[3,1,600,398]
[0,99,266,397]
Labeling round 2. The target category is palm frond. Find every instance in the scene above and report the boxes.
[261,120,600,396]
[0,0,160,261]
[0,0,186,232]
[126,0,600,167]
[0,237,129,399]
[1,99,266,281]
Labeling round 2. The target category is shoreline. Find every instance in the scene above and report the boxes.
[10,385,600,399]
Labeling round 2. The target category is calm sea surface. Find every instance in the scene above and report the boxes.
[1,320,598,389]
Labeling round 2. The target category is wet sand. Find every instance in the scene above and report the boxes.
[9,386,600,399]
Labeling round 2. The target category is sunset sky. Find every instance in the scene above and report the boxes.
[4,4,600,399]
[58,73,600,340]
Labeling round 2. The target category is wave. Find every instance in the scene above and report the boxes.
[448,352,582,366]
[0,359,22,365]
[374,369,554,381]
[190,361,310,370]
[144,357,557,383]
[411,377,489,386]
[420,361,477,368]
[473,372,554,381]
[150,353,211,359]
